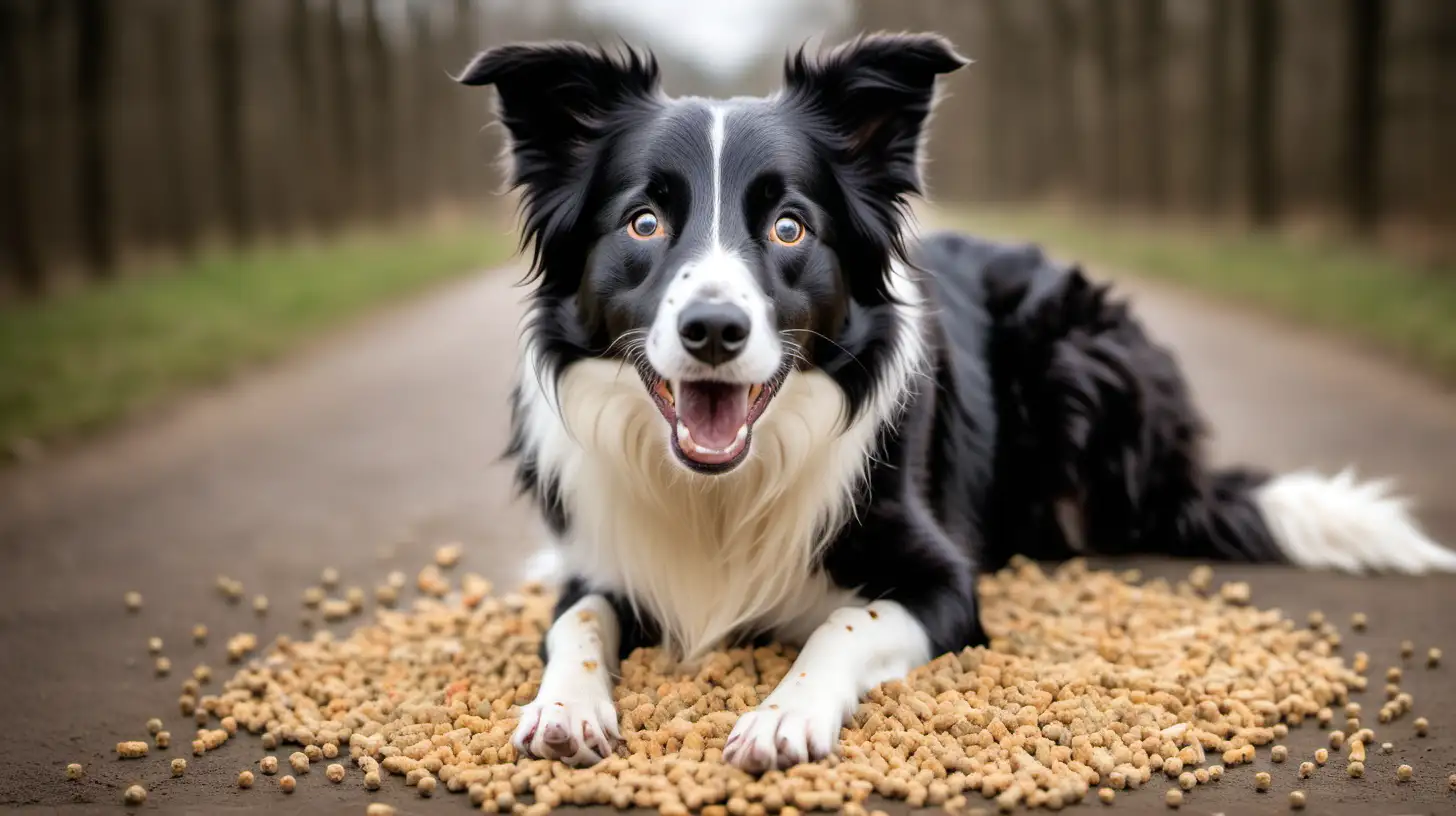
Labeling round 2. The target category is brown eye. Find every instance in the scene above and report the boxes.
[629,210,660,239]
[770,216,805,246]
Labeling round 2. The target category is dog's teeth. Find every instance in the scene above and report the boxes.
[677,422,693,448]
[748,384,763,403]
[735,424,748,442]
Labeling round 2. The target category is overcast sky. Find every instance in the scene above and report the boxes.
[570,0,854,81]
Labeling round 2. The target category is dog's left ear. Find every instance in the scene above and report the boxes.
[785,32,968,192]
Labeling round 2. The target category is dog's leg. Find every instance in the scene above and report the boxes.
[512,593,622,766]
[723,600,932,771]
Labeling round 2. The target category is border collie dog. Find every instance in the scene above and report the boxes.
[456,33,1456,772]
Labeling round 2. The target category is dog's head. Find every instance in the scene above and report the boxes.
[460,33,966,474]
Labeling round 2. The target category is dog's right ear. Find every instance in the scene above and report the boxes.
[457,41,659,203]
[456,42,660,282]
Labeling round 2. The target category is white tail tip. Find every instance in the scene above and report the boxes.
[1255,468,1456,574]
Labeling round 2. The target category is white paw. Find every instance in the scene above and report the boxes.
[512,694,620,766]
[723,700,845,772]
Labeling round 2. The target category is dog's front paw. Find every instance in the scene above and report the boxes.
[512,694,620,766]
[723,701,844,772]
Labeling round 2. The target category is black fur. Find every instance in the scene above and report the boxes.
[464,33,1290,665]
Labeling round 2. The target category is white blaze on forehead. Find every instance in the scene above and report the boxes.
[645,103,780,385]
[710,105,727,249]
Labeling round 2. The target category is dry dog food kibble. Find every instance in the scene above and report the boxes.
[1255,772,1272,791]
[65,763,83,780]
[1415,717,1430,736]
[259,756,278,775]
[1298,761,1315,778]
[1288,790,1306,810]
[1397,764,1413,782]
[123,785,146,805]
[149,558,1426,815]
[237,770,254,789]
[366,805,396,816]
[279,775,296,793]
[115,741,148,759]
[326,763,345,783]
[171,758,186,777]
[1348,761,1365,778]
[1429,647,1442,668]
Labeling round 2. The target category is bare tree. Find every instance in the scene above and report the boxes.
[76,0,115,276]
[1344,0,1384,232]
[363,0,397,221]
[0,3,41,294]
[152,4,197,258]
[210,0,252,245]
[1245,0,1281,226]
[1093,2,1121,205]
[1134,0,1167,209]
[1201,0,1232,216]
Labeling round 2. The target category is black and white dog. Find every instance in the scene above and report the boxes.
[456,32,1456,772]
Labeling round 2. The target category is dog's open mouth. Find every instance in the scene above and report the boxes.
[643,374,785,472]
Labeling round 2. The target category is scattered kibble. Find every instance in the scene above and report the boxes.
[1348,761,1365,778]
[321,599,352,621]
[302,586,325,608]
[154,731,170,749]
[1355,727,1374,744]
[193,664,211,684]
[366,805,396,816]
[1351,612,1367,631]
[1299,761,1315,778]
[259,755,278,775]
[1415,716,1430,736]
[1219,581,1251,605]
[1329,730,1346,749]
[375,585,399,607]
[145,717,162,736]
[191,739,205,756]
[1429,647,1442,668]
[1388,666,1403,683]
[216,575,244,602]
[124,591,142,612]
[123,784,147,805]
[1098,788,1115,805]
[226,632,258,663]
[289,752,309,774]
[116,741,149,759]
[159,557,1391,815]
[154,657,171,677]
[326,763,344,783]
[146,636,163,655]
[1164,789,1183,808]
[1288,790,1306,810]
[1380,741,1393,754]
[1307,610,1325,628]
[386,570,406,589]
[65,763,83,780]
[1397,764,1413,782]
[171,758,186,777]
[1401,640,1415,659]
[435,543,463,568]
[1271,745,1288,763]
[253,595,269,615]
[1315,748,1329,765]
[237,770,254,789]
[279,775,296,793]
[321,567,340,588]
[345,586,366,613]
[1349,739,1366,763]
[1255,771,1272,791]
[1448,773,1456,791]
[192,623,208,644]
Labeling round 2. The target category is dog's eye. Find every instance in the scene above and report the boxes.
[629,210,661,240]
[770,216,805,246]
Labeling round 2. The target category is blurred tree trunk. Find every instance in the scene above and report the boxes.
[1045,0,1080,199]
[409,1,438,213]
[1093,3,1120,205]
[1134,0,1167,210]
[210,0,252,246]
[289,0,327,233]
[1345,0,1384,233]
[325,0,358,227]
[76,0,115,276]
[1246,0,1281,226]
[1201,1,1232,216]
[153,6,196,258]
[0,3,42,293]
[363,0,397,221]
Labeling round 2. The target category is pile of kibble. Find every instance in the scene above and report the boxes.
[91,555,1452,814]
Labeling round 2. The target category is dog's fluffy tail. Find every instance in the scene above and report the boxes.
[1246,467,1456,574]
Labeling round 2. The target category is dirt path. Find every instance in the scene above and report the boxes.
[2,264,1453,813]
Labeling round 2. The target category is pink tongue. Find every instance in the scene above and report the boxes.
[676,382,748,451]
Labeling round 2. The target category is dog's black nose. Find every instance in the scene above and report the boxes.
[678,301,750,366]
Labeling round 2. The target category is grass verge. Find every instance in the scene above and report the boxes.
[933,207,1456,385]
[0,219,515,456]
